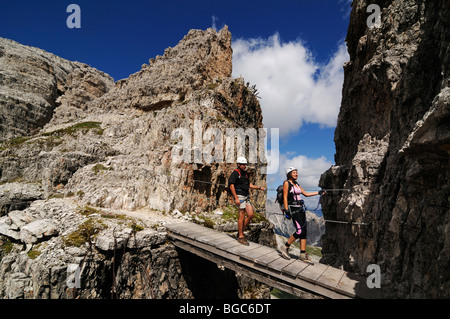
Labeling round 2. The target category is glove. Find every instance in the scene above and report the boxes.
[282,208,291,220]
[318,190,324,196]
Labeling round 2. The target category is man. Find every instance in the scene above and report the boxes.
[228,156,265,245]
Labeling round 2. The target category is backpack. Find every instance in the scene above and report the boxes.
[275,181,291,219]
[275,180,294,206]
[275,180,303,219]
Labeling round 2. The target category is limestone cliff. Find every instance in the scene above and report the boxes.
[319,0,449,298]
[0,27,272,299]
[0,37,114,142]
[0,26,266,214]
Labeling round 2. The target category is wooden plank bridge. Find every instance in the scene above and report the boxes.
[165,222,377,299]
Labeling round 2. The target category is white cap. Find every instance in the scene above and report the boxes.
[285,167,297,176]
[237,156,248,164]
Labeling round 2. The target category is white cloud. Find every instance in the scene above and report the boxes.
[308,43,348,127]
[232,34,349,136]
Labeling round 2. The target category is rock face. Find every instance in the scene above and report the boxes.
[0,26,266,213]
[0,198,192,299]
[0,37,114,142]
[0,27,272,299]
[319,0,449,298]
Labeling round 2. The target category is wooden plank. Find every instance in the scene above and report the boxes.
[190,228,223,239]
[211,233,240,248]
[214,238,243,251]
[196,231,230,241]
[209,236,238,249]
[176,229,212,241]
[227,241,260,256]
[239,245,274,263]
[169,224,248,256]
[186,224,215,233]
[196,232,230,245]
[281,260,311,278]
[334,272,358,298]
[166,223,207,237]
[168,222,208,233]
[191,229,217,240]
[297,262,328,284]
[316,266,346,291]
[254,250,283,268]
[170,224,219,242]
[267,256,298,273]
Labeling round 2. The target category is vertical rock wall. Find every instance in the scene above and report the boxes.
[319,0,449,298]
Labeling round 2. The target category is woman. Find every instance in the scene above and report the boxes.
[279,167,323,263]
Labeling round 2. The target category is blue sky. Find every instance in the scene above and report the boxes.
[1,0,352,199]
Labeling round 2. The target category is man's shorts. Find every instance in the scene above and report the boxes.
[237,195,250,210]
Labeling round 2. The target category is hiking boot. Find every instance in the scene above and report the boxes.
[279,244,290,260]
[299,252,314,265]
[237,237,249,246]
